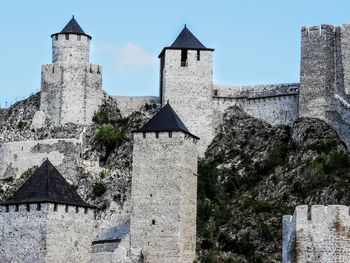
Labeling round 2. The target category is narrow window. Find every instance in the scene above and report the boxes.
[65,34,69,40]
[76,206,79,213]
[37,203,41,211]
[169,132,172,138]
[197,50,200,61]
[55,35,58,41]
[143,132,146,139]
[152,219,156,225]
[26,204,30,211]
[54,204,58,211]
[65,205,69,212]
[5,205,9,212]
[156,132,159,138]
[181,49,188,67]
[213,90,218,96]
[15,204,19,212]
[77,35,81,41]
[84,207,88,214]
[150,193,153,197]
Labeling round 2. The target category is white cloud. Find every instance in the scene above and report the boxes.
[92,42,157,71]
[116,43,156,71]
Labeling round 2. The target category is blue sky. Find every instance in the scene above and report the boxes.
[1,0,350,107]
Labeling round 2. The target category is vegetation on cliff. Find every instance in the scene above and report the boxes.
[196,106,350,263]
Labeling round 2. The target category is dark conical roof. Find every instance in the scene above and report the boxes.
[170,25,206,49]
[134,103,199,139]
[158,25,214,57]
[3,159,93,208]
[51,16,92,39]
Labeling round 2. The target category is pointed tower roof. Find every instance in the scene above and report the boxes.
[170,25,206,49]
[51,16,92,39]
[134,103,199,139]
[159,25,214,57]
[3,159,94,208]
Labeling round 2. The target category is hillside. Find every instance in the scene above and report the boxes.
[196,106,350,263]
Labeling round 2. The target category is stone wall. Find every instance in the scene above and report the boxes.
[130,132,198,263]
[46,203,96,263]
[161,49,213,155]
[0,203,96,263]
[0,203,49,263]
[113,96,159,117]
[212,84,299,129]
[0,139,81,183]
[283,205,350,263]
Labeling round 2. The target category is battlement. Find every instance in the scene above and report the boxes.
[0,203,94,216]
[134,131,198,144]
[291,205,350,224]
[301,24,336,37]
[42,63,102,74]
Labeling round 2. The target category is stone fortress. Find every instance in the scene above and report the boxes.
[1,16,350,262]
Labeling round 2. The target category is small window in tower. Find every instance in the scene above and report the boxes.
[156,132,159,138]
[152,219,156,225]
[77,35,81,41]
[37,203,41,211]
[169,132,172,138]
[76,206,79,213]
[54,204,58,211]
[5,205,9,212]
[181,49,188,67]
[197,50,200,61]
[143,132,146,139]
[65,34,69,40]
[84,207,88,214]
[55,35,58,41]
[65,205,69,212]
[26,204,30,212]
[213,90,218,96]
[15,204,19,212]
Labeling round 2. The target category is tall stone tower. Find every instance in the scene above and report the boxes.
[159,26,214,155]
[130,103,198,263]
[40,16,104,126]
[299,25,350,149]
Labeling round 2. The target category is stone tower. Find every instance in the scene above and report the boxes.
[130,103,199,263]
[39,16,104,126]
[0,159,95,263]
[299,24,350,149]
[159,26,214,155]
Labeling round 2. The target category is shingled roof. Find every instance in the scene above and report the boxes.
[3,159,93,208]
[134,102,199,139]
[158,25,214,57]
[51,16,92,39]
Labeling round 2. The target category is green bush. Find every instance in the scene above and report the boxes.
[92,181,107,197]
[95,124,125,145]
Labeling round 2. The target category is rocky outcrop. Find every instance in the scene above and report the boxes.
[196,106,350,262]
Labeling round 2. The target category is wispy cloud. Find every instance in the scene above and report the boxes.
[92,42,156,71]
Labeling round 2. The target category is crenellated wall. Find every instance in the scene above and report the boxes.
[283,205,350,263]
[113,96,159,117]
[0,203,95,263]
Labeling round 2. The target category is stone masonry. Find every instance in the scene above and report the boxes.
[283,205,350,263]
[130,131,198,263]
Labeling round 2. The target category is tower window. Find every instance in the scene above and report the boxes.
[84,207,88,214]
[169,132,172,138]
[181,49,188,67]
[76,206,79,213]
[55,35,58,41]
[152,220,156,225]
[143,132,146,139]
[156,132,159,138]
[37,203,41,211]
[197,50,200,61]
[65,205,69,212]
[54,204,58,211]
[65,34,69,40]
[5,205,9,212]
[77,35,81,41]
[15,204,19,212]
[26,204,30,211]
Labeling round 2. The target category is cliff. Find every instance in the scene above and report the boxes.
[196,106,350,262]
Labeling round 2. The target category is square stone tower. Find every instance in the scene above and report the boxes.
[159,26,214,155]
[0,159,96,263]
[40,16,104,126]
[130,103,199,263]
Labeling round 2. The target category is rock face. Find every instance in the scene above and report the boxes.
[196,106,350,262]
